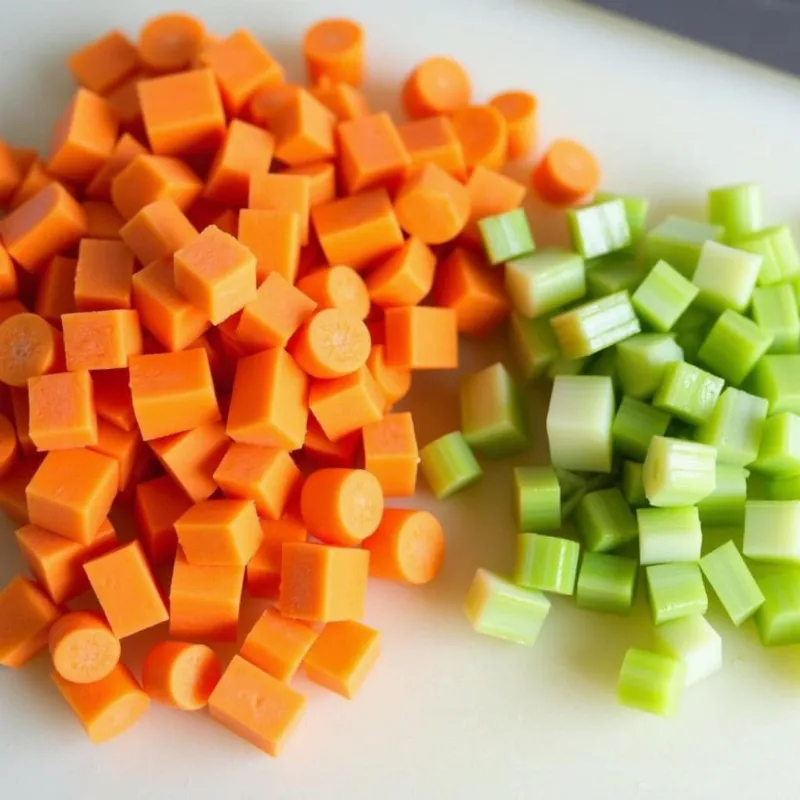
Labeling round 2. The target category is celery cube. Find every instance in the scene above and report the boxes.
[478,208,535,266]
[732,224,800,285]
[643,216,723,277]
[586,347,619,388]
[652,361,724,425]
[631,260,699,333]
[692,240,761,313]
[576,551,638,614]
[575,487,638,552]
[567,199,631,260]
[616,334,683,401]
[743,500,800,564]
[749,355,800,415]
[637,506,702,566]
[612,396,671,460]
[695,387,768,467]
[419,432,482,499]
[751,412,800,477]
[514,533,580,595]
[751,283,800,354]
[504,248,586,318]
[617,648,685,717]
[586,256,646,298]
[698,310,772,386]
[646,563,708,624]
[707,183,763,238]
[653,614,722,687]
[508,313,559,382]
[643,436,717,507]
[754,571,800,646]
[514,467,561,531]
[700,540,764,625]
[547,356,590,379]
[621,460,647,507]
[697,464,748,526]
[594,191,649,245]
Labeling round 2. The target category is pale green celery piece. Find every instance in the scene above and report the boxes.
[576,551,638,614]
[546,375,615,473]
[692,240,761,314]
[478,208,535,266]
[642,216,724,277]
[695,387,768,467]
[707,183,764,238]
[732,224,800,285]
[673,328,706,365]
[631,260,699,333]
[546,356,590,379]
[514,533,580,595]
[593,191,649,245]
[767,474,800,501]
[586,348,619,388]
[419,432,482,500]
[743,500,800,564]
[615,333,683,401]
[508,313,560,383]
[653,614,722,687]
[643,435,717,507]
[697,464,748,526]
[751,283,800,354]
[550,291,641,360]
[567,199,632,260]
[621,460,647,507]
[460,362,529,458]
[652,361,724,425]
[637,506,702,566]
[585,257,646,298]
[697,310,773,386]
[617,648,686,717]
[465,568,551,645]
[612,396,671,460]
[556,467,589,519]
[699,540,764,625]
[646,562,708,624]
[575,487,638,552]
[754,571,800,646]
[504,248,585,319]
[748,355,800,415]
[672,304,715,335]
[514,467,561,532]
[751,412,800,477]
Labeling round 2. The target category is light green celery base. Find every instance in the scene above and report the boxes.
[617,648,685,717]
[615,334,684,401]
[642,216,723,277]
[743,500,800,564]
[653,361,724,425]
[695,387,768,467]
[653,614,722,686]
[643,435,717,507]
[749,355,800,415]
[419,432,482,500]
[699,540,764,625]
[478,208,535,266]
[751,412,800,477]
[692,240,761,313]
[586,256,646,298]
[594,191,649,246]
[708,183,764,238]
[612,396,671,460]
[514,533,580,595]
[637,506,702,566]
[631,259,699,333]
[697,464,748,526]
[508,313,559,383]
[621,460,647,507]
[751,283,800,354]
[646,563,708,625]
[567,199,632,260]
[754,571,800,646]
[575,487,638,552]
[731,224,800,285]
[514,466,561,531]
[576,551,638,614]
[504,248,586,319]
[697,309,773,386]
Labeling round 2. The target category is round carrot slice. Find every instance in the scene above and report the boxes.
[0,414,18,478]
[290,307,371,379]
[49,611,121,684]
[402,56,471,119]
[0,313,60,387]
[367,344,411,408]
[303,18,365,86]
[138,13,206,73]
[248,84,300,128]
[532,139,600,207]
[142,641,221,711]
[451,105,509,172]
[296,265,371,320]
[489,91,538,160]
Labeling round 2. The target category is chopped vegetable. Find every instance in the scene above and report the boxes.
[653,614,722,687]
[575,487,638,552]
[652,361,723,425]
[617,648,685,717]
[642,216,723,277]
[513,533,580,595]
[611,395,671,460]
[751,283,800,353]
[514,466,561,531]
[646,563,708,625]
[575,551,638,614]
[743,500,800,564]
[631,259,698,332]
[697,464,748,526]
[637,506,702,565]
[567,198,631,259]
[642,436,717,507]
[478,208,535,266]
[697,309,773,385]
[504,247,585,318]
[699,540,764,625]
[695,387,768,467]
[615,333,683,401]
[419,431,482,499]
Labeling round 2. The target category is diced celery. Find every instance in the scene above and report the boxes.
[699,540,764,625]
[751,412,800,477]
[637,506,702,566]
[754,571,800,646]
[550,291,641,360]
[642,216,723,277]
[478,208,535,266]
[460,363,529,458]
[751,283,800,354]
[594,191,649,245]
[575,551,638,614]
[767,474,800,501]
[616,334,683,401]
[695,387,768,467]
[653,614,722,687]
[697,310,772,386]
[419,432,482,499]
[643,436,716,507]
[585,257,646,298]
[514,467,561,531]
[464,568,551,645]
[567,199,631,260]
[743,500,800,564]
[556,467,588,519]
[646,563,708,624]
[666,418,695,440]
[617,648,685,717]
[672,306,714,364]
[691,240,761,313]
[575,487,638,552]
[546,356,590,379]
[508,313,559,383]
[707,183,763,238]
[612,396,671,460]
[731,224,800,285]
[631,260,699,333]
[546,375,615,472]
[586,348,619,388]
[697,464,748,525]
[652,361,724,425]
[748,355,800,415]
[621,460,647,507]
[504,248,585,319]
[514,533,580,595]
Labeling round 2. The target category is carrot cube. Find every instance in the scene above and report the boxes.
[227,348,309,451]
[84,541,168,638]
[208,655,306,756]
[86,133,148,201]
[303,416,362,467]
[62,310,143,372]
[120,198,198,266]
[28,370,98,451]
[82,200,125,239]
[129,349,220,440]
[0,456,40,524]
[106,73,146,137]
[398,116,467,181]
[279,542,369,622]
[138,69,226,156]
[248,173,311,245]
[246,517,308,599]
[90,418,142,491]
[0,139,22,206]
[74,238,135,312]
[212,208,239,237]
[461,165,526,249]
[271,88,336,167]
[0,244,18,300]
[241,608,317,683]
[92,369,136,431]
[67,30,140,95]
[309,366,384,441]
[362,412,418,497]
[312,82,369,123]
[134,475,193,566]
[238,210,301,285]
[384,306,458,370]
[367,344,411,408]
[26,449,118,544]
[7,160,51,213]
[366,237,436,308]
[0,576,61,668]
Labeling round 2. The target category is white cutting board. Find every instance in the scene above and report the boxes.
[1,1,799,798]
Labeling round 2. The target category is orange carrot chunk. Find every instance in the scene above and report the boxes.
[49,611,121,684]
[137,13,207,73]
[402,56,471,119]
[89,418,142,491]
[248,173,311,245]
[270,88,336,167]
[28,370,98,451]
[7,161,53,214]
[285,161,338,206]
[384,306,458,370]
[86,133,148,201]
[91,368,137,431]
[303,18,365,86]
[366,344,411,409]
[0,413,18,477]
[296,265,370,320]
[246,517,308,599]
[0,244,19,300]
[120,197,198,266]
[33,257,74,323]
[303,416,361,467]
[362,412,419,497]
[366,238,436,309]
[241,608,318,682]
[62,310,143,372]
[490,91,538,160]
[82,200,126,239]
[291,308,371,380]
[238,209,302,286]
[68,30,140,95]
[105,74,146,139]
[309,366,384,442]
[0,455,41,524]
[247,82,300,128]
[461,165,527,249]
[451,105,508,172]
[532,138,601,207]
[311,82,369,123]
[134,475,193,566]
[0,576,61,668]
[398,116,466,181]
[142,641,221,710]
[0,313,60,387]
[74,238,135,312]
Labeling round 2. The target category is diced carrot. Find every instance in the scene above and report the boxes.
[489,91,538,160]
[142,641,221,710]
[303,620,380,699]
[89,418,142,491]
[311,82,369,122]
[91,368,136,431]
[397,116,466,181]
[402,56,471,119]
[74,238,134,311]
[532,138,601,206]
[241,608,318,682]
[0,576,61,668]
[120,197,197,266]
[291,308,371,379]
[0,244,19,301]
[105,74,146,138]
[309,366,384,442]
[134,475,192,566]
[249,173,311,245]
[63,311,141,377]
[0,139,22,207]
[303,18,364,86]
[86,134,148,201]
[247,83,300,129]
[10,387,35,456]
[302,416,360,467]
[129,349,220,440]
[270,89,336,167]
[0,413,18,477]
[0,313,61,387]
[366,344,411,409]
[7,161,53,214]
[384,306,458,370]
[296,265,370,320]
[28,370,98,451]
[49,611,121,684]
[137,13,207,73]
[238,212,302,289]
[10,146,38,175]
[246,517,308,598]
[0,455,40,523]
[82,200,125,239]
[461,164,527,249]
[284,161,337,207]
[67,30,140,95]
[362,412,418,497]
[365,238,435,309]
[52,663,149,743]
[451,105,508,172]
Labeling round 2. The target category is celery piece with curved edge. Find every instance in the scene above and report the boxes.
[695,387,768,467]
[514,467,561,532]
[419,431,482,500]
[707,183,764,239]
[653,614,722,687]
[617,648,685,717]
[638,506,702,566]
[754,571,800,646]
[751,283,800,354]
[691,240,761,313]
[631,260,699,333]
[751,412,800,477]
[616,334,683,401]
[504,248,585,319]
[743,500,800,564]
[642,216,723,277]
[697,310,773,386]
[508,313,559,383]
[731,224,800,285]
[697,464,748,526]
[567,199,631,260]
[699,540,764,625]
[575,487,638,552]
[749,354,800,415]
[593,191,649,246]
[612,396,671,461]
[621,460,647,507]
[646,563,708,625]
[465,568,551,646]
[652,360,724,425]
[547,375,615,473]
[576,551,638,614]
[585,256,646,298]
[478,208,535,266]
[643,436,717,507]
[460,363,529,459]
[514,533,580,595]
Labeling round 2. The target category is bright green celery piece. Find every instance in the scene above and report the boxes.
[557,468,589,519]
[743,500,800,564]
[652,361,724,425]
[586,348,619,388]
[575,551,638,614]
[695,387,768,467]
[615,334,683,401]
[642,216,723,277]
[697,464,748,525]
[631,260,699,333]
[653,614,722,687]
[575,487,638,552]
[691,240,761,313]
[460,362,529,458]
[585,256,646,298]
[546,375,615,472]
[643,435,717,507]
[546,356,590,379]
[508,313,559,383]
[504,248,585,318]
[672,306,714,363]
[707,183,764,238]
[612,396,671,460]
[699,540,764,625]
[751,412,800,477]
[637,506,702,566]
[514,533,580,595]
[731,224,800,285]
[621,460,647,507]
[754,571,800,646]
[748,355,800,415]
[514,467,561,531]
[478,208,535,266]
[751,283,800,354]
[567,199,631,259]
[646,562,708,624]
[617,648,685,717]
[464,568,551,645]
[419,432,482,499]
[550,291,641,360]
[593,191,649,245]
[697,310,773,386]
